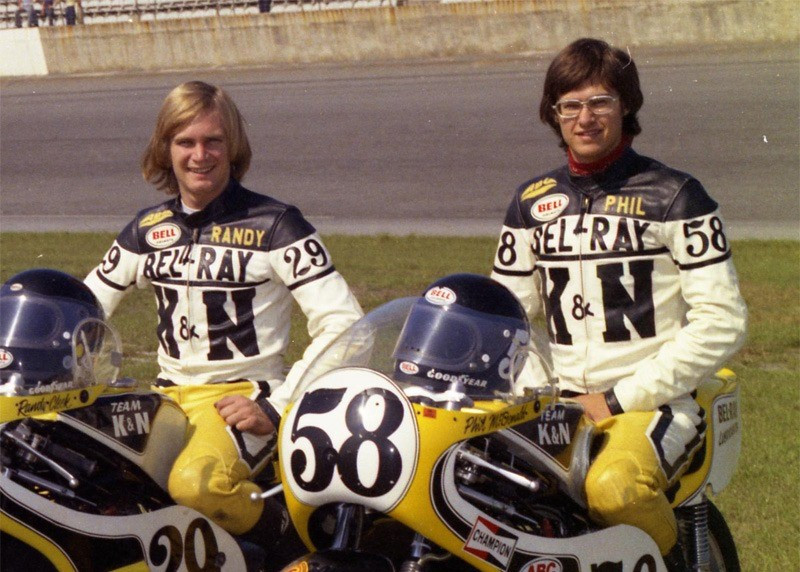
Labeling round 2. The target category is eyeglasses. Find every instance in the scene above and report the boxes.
[552,95,619,119]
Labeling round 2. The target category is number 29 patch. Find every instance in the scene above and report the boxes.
[281,368,419,513]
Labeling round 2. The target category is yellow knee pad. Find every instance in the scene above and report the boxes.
[584,452,677,554]
[168,455,263,535]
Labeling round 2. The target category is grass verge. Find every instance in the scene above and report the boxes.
[1,232,797,568]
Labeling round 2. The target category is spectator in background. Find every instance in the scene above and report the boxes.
[61,0,79,25]
[15,0,38,27]
[42,0,55,25]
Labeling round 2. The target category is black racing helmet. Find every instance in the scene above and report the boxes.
[393,273,530,400]
[0,269,121,396]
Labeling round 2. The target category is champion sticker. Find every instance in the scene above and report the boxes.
[425,286,456,306]
[145,222,182,249]
[398,361,419,375]
[0,349,13,369]
[531,193,569,222]
[463,516,518,568]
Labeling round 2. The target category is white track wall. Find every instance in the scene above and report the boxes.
[2,0,797,77]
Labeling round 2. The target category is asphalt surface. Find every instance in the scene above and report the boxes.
[1,43,798,239]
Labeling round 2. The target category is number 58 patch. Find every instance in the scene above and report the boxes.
[281,368,419,513]
[677,215,731,268]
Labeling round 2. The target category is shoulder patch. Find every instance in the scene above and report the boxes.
[531,193,569,222]
[520,178,557,202]
[145,222,182,249]
[139,209,174,228]
[269,207,316,250]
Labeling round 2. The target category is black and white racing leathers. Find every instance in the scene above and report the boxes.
[85,179,363,414]
[490,148,747,413]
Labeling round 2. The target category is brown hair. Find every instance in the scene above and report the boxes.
[141,81,252,195]
[539,38,643,149]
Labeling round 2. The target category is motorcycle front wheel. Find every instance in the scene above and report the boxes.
[678,501,740,572]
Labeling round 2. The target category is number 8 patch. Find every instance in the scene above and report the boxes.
[281,368,419,513]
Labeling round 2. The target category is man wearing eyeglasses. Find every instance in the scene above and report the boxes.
[491,38,747,571]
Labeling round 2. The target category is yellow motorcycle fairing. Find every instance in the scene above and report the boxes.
[670,370,741,507]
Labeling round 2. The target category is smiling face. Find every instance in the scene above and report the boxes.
[169,109,231,210]
[557,83,625,164]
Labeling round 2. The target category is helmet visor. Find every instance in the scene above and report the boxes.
[393,302,525,373]
[0,317,121,396]
[72,318,122,388]
[0,296,95,350]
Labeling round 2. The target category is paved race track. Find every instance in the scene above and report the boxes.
[1,43,798,239]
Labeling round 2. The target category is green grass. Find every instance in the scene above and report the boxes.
[1,233,798,568]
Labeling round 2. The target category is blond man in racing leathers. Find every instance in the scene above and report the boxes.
[85,81,363,567]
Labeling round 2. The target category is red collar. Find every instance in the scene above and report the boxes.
[568,136,633,176]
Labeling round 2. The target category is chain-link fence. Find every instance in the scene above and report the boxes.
[1,0,420,29]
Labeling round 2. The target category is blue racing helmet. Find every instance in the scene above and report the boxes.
[392,273,530,400]
[0,269,121,396]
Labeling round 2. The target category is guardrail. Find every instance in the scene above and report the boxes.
[0,0,403,29]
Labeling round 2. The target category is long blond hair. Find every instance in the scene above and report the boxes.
[141,81,252,195]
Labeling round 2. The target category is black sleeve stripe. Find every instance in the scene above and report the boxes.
[604,388,625,415]
[257,397,283,426]
[287,266,336,291]
[150,278,271,289]
[677,250,732,271]
[492,266,535,277]
[94,269,130,291]
[535,247,670,263]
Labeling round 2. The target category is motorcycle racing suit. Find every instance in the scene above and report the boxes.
[85,179,363,535]
[490,147,747,554]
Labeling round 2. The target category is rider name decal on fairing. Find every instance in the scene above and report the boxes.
[531,194,569,222]
[463,402,532,435]
[425,286,456,306]
[0,348,13,368]
[7,390,85,418]
[464,515,518,569]
[145,222,182,249]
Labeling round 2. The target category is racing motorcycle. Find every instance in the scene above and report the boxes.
[0,375,264,571]
[0,268,292,572]
[276,295,742,572]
